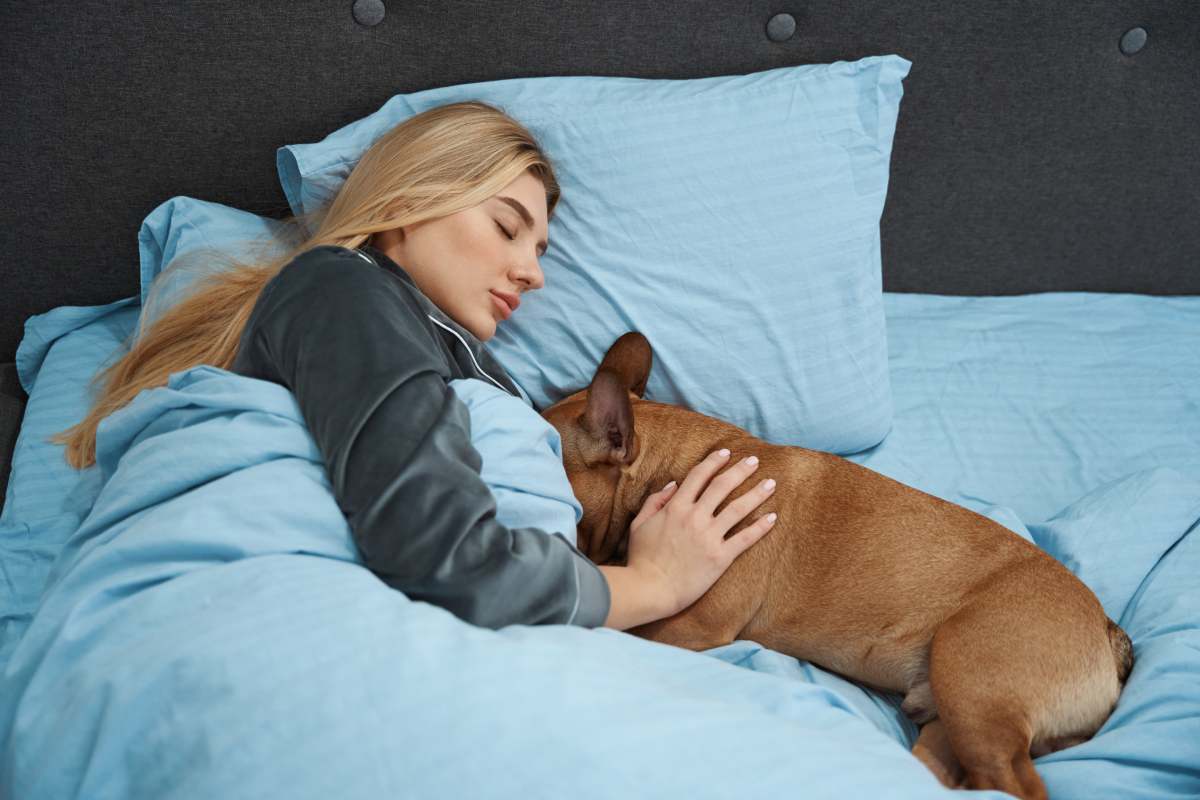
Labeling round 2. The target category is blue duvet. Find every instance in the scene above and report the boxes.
[2,363,1197,798]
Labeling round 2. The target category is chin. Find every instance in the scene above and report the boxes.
[474,316,498,342]
[449,305,495,342]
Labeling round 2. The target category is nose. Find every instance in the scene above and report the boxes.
[513,253,545,292]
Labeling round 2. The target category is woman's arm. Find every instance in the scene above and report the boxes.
[596,565,673,630]
[231,246,611,630]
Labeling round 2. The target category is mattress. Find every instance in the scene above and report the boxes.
[1,290,1197,798]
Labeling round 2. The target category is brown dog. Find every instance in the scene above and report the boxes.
[541,332,1133,800]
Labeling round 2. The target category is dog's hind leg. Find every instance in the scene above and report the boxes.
[912,719,964,789]
[941,704,1044,800]
[925,605,1048,800]
[926,560,1120,800]
[904,662,966,789]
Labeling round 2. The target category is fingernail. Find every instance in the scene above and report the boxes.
[663,480,677,491]
[745,456,758,466]
[762,478,775,491]
[717,448,730,458]
[767,512,778,523]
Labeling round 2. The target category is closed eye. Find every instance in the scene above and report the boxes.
[497,217,547,257]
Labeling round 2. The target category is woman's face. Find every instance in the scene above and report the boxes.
[370,170,549,341]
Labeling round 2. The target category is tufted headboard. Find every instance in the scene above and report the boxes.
[1,2,1198,486]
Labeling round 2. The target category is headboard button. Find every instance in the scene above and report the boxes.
[766,13,797,42]
[353,0,386,27]
[1119,26,1147,55]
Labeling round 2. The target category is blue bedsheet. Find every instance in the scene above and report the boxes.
[850,292,1200,523]
[2,358,1198,798]
[2,292,1200,796]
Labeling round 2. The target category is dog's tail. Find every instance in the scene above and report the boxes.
[1107,618,1134,686]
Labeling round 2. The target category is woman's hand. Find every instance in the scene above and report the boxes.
[625,448,778,618]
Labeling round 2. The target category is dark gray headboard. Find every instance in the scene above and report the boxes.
[3,2,1199,363]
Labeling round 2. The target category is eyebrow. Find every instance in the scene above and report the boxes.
[495,196,548,256]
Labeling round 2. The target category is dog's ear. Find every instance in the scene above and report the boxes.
[579,369,639,466]
[596,331,652,398]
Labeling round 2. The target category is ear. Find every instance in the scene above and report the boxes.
[578,369,639,466]
[596,331,653,398]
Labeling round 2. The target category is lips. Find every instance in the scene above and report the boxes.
[490,290,519,319]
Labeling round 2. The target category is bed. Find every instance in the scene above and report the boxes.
[2,3,1198,798]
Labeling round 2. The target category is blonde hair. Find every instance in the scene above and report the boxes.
[51,100,560,469]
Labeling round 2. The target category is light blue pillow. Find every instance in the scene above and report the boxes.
[136,196,301,334]
[277,55,912,454]
[6,297,141,528]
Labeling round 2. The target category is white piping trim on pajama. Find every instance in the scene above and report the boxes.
[424,315,511,395]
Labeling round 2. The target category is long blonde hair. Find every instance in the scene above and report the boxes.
[51,100,560,469]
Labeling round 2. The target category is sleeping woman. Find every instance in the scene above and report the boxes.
[51,101,778,632]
